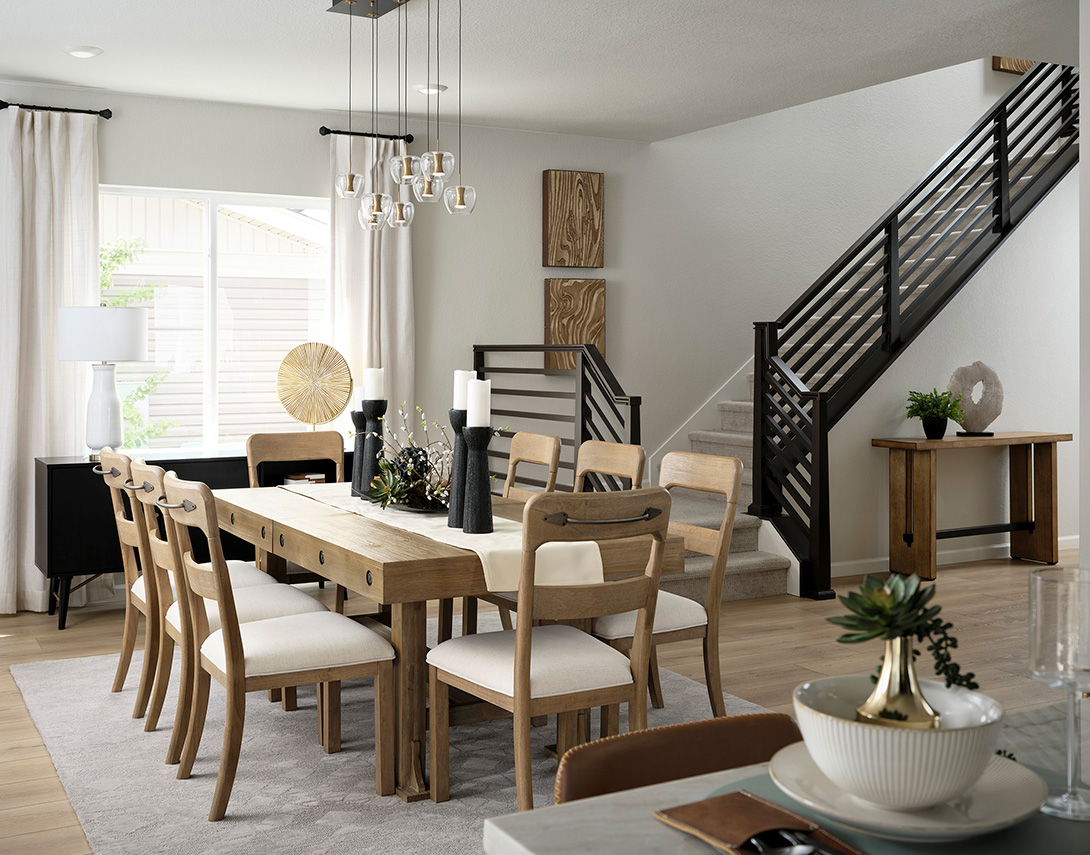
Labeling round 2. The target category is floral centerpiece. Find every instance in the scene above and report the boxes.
[368,405,453,512]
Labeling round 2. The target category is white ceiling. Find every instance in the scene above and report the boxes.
[0,0,1078,142]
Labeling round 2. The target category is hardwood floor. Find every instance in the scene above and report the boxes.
[0,551,1072,849]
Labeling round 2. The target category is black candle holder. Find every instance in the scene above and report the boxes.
[462,425,493,534]
[447,408,468,528]
[352,399,387,498]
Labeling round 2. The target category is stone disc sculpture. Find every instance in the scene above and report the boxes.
[947,361,1003,434]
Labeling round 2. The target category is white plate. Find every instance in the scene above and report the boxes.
[769,741,1047,842]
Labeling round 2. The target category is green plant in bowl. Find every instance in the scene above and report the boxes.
[905,388,965,440]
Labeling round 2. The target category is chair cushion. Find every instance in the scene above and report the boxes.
[130,572,175,604]
[426,624,633,699]
[591,591,708,640]
[131,559,273,603]
[166,583,327,634]
[201,611,395,678]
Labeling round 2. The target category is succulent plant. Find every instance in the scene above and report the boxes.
[829,574,978,691]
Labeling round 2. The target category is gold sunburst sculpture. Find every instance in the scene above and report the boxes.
[276,343,353,426]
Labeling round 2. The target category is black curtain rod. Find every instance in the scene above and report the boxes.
[319,125,412,143]
[0,98,111,119]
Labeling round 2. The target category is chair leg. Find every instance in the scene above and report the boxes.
[320,681,341,753]
[498,606,514,631]
[282,686,298,712]
[209,679,246,822]
[268,688,281,703]
[556,711,579,759]
[703,631,727,718]
[438,598,454,643]
[514,709,534,811]
[375,663,395,796]
[146,633,175,732]
[166,637,193,765]
[648,644,665,710]
[628,693,648,733]
[132,606,159,719]
[601,704,620,738]
[461,596,478,636]
[112,597,139,693]
[428,666,450,803]
[178,669,210,780]
[317,683,326,747]
[335,584,348,614]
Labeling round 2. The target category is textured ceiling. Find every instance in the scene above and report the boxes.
[0,0,1078,142]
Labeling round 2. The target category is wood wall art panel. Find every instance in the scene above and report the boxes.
[542,170,604,268]
[992,56,1035,75]
[544,278,605,371]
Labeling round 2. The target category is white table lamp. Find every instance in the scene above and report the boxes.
[57,306,148,457]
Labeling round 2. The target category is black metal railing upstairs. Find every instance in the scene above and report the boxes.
[750,61,1079,600]
[473,344,641,493]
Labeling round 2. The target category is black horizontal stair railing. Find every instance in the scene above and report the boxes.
[751,62,1079,599]
[473,344,641,493]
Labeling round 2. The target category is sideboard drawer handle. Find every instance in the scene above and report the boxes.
[280,533,285,547]
[319,550,325,565]
[261,525,266,539]
[230,512,235,525]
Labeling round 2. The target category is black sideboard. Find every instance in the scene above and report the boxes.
[35,449,345,629]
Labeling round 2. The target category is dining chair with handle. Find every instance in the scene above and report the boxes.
[427,486,671,811]
[129,461,328,762]
[162,471,396,821]
[592,450,743,716]
[553,713,801,804]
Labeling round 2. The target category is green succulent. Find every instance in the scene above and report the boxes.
[370,458,410,508]
[905,388,965,421]
[828,574,978,691]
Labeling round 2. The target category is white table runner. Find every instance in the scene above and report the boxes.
[280,482,603,593]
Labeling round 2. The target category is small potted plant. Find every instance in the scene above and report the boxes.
[905,388,964,440]
[827,574,977,728]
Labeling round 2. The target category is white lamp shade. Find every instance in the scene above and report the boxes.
[58,307,148,363]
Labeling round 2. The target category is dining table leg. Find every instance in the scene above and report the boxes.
[392,600,430,802]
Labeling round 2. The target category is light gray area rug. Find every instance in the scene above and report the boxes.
[12,620,766,855]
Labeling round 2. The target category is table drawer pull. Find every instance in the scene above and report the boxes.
[366,570,373,586]
[261,525,266,539]
[319,550,325,565]
[280,533,285,547]
[230,512,235,525]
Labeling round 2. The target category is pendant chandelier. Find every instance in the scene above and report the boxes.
[412,0,450,204]
[334,1,365,199]
[387,0,415,228]
[358,13,393,231]
[442,0,475,215]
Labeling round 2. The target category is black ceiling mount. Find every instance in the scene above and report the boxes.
[328,0,412,20]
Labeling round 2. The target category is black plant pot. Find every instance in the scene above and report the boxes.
[922,416,948,440]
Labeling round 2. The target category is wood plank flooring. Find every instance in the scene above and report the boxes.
[0,551,1072,849]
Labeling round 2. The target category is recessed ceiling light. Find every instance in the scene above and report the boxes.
[414,83,448,95]
[64,46,104,59]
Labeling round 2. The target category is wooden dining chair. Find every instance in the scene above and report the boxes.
[574,439,646,492]
[428,486,671,811]
[129,461,329,759]
[458,431,563,636]
[592,451,742,716]
[162,471,396,821]
[96,448,160,720]
[553,714,801,804]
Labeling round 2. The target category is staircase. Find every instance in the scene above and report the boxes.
[748,61,1079,598]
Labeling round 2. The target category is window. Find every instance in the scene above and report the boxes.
[99,188,332,449]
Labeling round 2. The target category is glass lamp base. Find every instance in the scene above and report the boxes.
[1041,787,1090,821]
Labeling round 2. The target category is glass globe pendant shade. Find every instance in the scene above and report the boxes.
[335,172,366,199]
[389,154,421,185]
[443,184,476,215]
[388,200,415,228]
[358,192,393,231]
[421,150,454,179]
[412,173,446,203]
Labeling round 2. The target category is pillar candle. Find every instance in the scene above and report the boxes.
[452,369,474,410]
[466,378,491,427]
[363,367,385,400]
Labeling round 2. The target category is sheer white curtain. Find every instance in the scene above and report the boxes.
[0,107,108,613]
[330,136,415,413]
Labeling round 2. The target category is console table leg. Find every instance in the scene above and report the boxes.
[57,577,72,630]
[888,449,936,579]
[1011,442,1059,563]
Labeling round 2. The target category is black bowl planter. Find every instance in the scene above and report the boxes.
[922,416,948,440]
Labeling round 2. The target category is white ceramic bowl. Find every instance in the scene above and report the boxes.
[793,675,1004,810]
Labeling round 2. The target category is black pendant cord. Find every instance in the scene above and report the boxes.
[426,0,432,152]
[0,99,111,119]
[435,0,441,150]
[457,0,462,183]
[347,4,354,174]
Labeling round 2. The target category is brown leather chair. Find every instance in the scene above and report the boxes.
[553,713,801,804]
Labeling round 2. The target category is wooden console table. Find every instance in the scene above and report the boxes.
[871,431,1072,580]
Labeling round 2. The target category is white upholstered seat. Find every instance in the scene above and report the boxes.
[427,624,633,699]
[592,591,708,640]
[166,582,327,634]
[131,559,271,604]
[201,611,395,679]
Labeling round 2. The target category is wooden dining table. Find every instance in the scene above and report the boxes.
[212,481,684,802]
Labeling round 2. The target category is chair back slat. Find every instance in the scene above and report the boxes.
[246,430,345,487]
[574,440,645,491]
[503,431,562,502]
[668,521,720,557]
[531,576,651,622]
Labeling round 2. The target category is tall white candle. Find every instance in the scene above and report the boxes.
[452,369,474,410]
[466,378,491,427]
[363,367,385,400]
